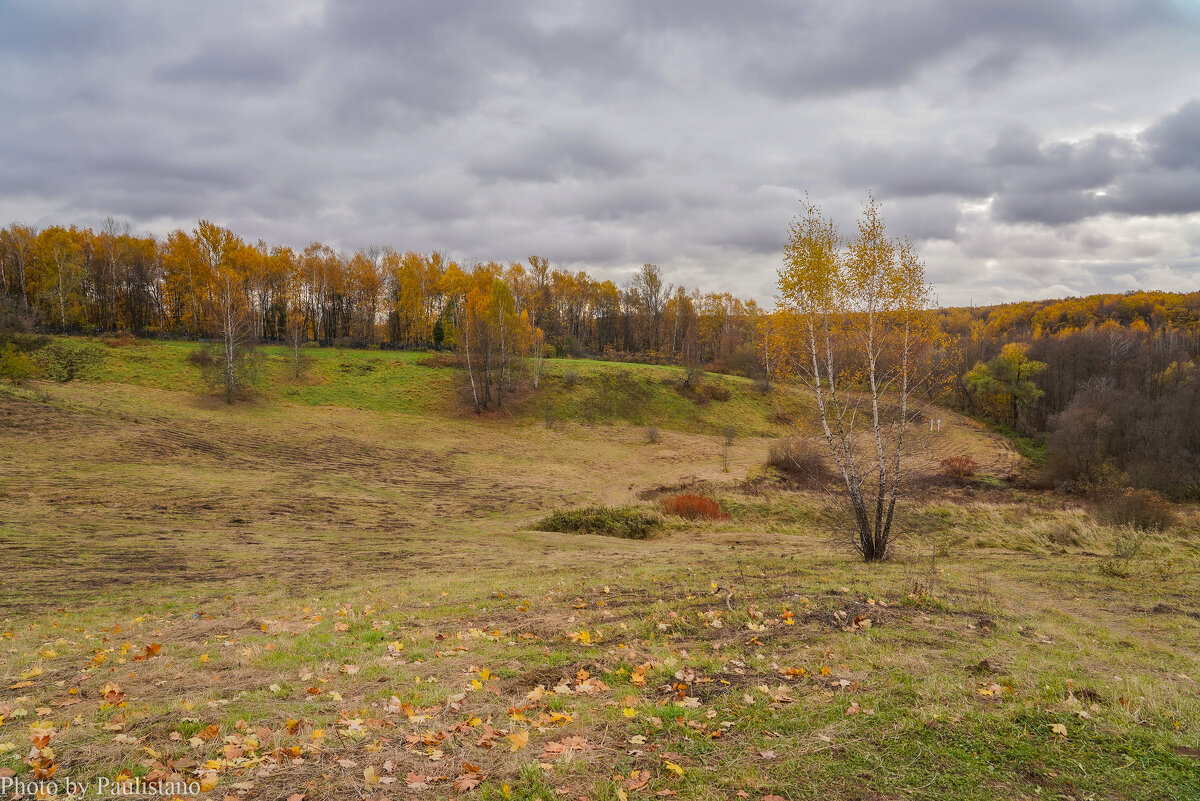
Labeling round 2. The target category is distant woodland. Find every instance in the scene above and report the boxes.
[2,219,1198,497]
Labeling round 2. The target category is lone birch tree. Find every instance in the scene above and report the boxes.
[774,196,943,561]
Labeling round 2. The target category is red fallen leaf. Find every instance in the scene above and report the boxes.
[287,795,306,801]
[0,768,15,779]
[763,796,787,801]
[198,724,220,741]
[406,772,430,790]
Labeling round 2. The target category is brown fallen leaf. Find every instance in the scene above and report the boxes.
[454,771,486,792]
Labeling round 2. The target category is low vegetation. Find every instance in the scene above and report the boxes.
[1098,488,1179,532]
[660,493,729,521]
[535,505,662,539]
[941,455,979,481]
[766,436,833,486]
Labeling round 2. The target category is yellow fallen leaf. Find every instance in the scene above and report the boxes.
[623,707,637,718]
[199,773,218,792]
[509,730,529,751]
[664,761,684,776]
[1050,723,1068,737]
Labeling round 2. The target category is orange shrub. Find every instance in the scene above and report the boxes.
[662,493,730,521]
[940,455,978,480]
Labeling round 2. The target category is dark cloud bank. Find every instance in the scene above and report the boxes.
[1,0,1198,304]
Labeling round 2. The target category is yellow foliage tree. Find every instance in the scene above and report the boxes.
[773,196,946,561]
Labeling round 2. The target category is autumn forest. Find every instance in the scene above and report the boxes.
[3,217,1198,498]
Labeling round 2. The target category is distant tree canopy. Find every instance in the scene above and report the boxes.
[0,220,767,375]
[942,298,1200,499]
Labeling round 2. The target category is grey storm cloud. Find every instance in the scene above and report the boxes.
[1,0,1199,305]
[843,100,1200,229]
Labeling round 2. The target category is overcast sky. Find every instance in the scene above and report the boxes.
[2,1,1199,305]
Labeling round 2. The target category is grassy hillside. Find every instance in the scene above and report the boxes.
[83,337,788,432]
[0,337,1197,800]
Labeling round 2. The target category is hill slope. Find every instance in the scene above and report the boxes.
[1,338,1195,800]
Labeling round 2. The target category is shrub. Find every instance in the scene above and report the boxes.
[1098,489,1177,532]
[768,407,795,426]
[186,347,216,367]
[767,437,833,486]
[701,381,731,402]
[1098,526,1149,579]
[645,425,659,443]
[0,343,38,384]
[940,455,979,481]
[536,505,661,539]
[99,331,136,347]
[36,340,104,382]
[417,353,461,368]
[662,493,730,521]
[754,378,771,394]
[562,369,580,389]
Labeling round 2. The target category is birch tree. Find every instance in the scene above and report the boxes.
[774,197,943,561]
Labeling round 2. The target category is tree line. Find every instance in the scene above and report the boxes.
[0,219,766,376]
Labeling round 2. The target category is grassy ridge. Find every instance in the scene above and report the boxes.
[78,337,798,436]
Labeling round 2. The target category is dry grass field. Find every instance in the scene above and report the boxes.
[0,339,1197,800]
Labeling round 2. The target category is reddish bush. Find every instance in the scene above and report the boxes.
[940,455,979,480]
[662,493,730,521]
